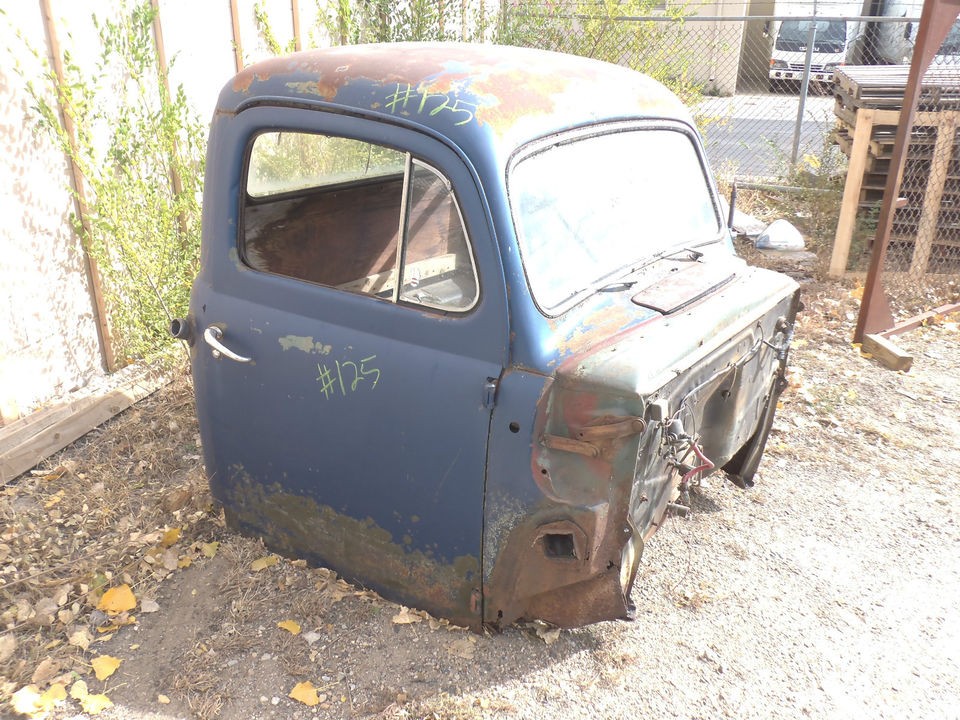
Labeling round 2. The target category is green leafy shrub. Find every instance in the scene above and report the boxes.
[25,1,205,364]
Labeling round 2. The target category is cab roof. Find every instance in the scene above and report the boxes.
[219,42,695,159]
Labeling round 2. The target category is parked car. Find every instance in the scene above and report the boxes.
[173,42,801,631]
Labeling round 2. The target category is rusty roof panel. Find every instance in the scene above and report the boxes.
[220,43,694,160]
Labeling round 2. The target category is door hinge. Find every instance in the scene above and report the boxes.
[482,377,498,409]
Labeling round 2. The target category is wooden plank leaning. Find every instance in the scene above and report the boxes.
[830,108,876,278]
[0,368,169,484]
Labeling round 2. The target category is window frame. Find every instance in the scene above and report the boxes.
[506,120,725,318]
[238,128,481,315]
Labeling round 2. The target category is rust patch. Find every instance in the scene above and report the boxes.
[224,44,689,139]
[225,478,480,629]
[541,416,645,459]
[483,502,632,628]
[553,301,639,361]
[284,80,340,99]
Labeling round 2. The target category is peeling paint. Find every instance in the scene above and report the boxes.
[277,335,333,355]
[224,477,481,628]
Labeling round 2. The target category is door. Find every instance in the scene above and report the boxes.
[191,107,507,626]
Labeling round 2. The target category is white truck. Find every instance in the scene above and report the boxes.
[869,0,960,65]
[768,2,869,91]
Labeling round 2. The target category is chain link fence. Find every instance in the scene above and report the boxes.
[495,2,959,319]
[834,61,960,318]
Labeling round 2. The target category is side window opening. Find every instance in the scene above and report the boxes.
[242,131,478,312]
[399,160,479,312]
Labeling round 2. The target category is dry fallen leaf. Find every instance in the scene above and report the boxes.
[250,555,279,572]
[11,685,42,716]
[158,694,171,704]
[289,681,320,706]
[201,541,219,558]
[38,682,67,712]
[0,634,17,663]
[68,627,93,650]
[80,693,114,714]
[91,655,122,681]
[70,679,89,700]
[277,619,301,635]
[448,636,476,659]
[161,548,179,572]
[160,527,181,548]
[391,606,423,625]
[178,555,192,569]
[98,585,137,614]
[44,490,65,509]
[31,657,60,685]
[140,598,160,613]
[531,621,561,645]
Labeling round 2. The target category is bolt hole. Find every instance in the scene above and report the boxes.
[540,468,548,475]
[542,533,577,559]
[508,421,520,433]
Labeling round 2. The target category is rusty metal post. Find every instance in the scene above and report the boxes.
[854,0,960,342]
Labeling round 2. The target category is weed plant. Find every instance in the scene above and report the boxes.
[24,0,205,365]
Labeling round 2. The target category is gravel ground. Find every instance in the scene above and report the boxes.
[2,279,959,720]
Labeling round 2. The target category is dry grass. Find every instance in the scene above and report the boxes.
[0,369,211,698]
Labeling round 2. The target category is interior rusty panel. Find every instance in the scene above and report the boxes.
[244,178,403,286]
[243,175,462,290]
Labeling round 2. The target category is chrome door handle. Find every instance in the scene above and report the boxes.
[203,326,252,363]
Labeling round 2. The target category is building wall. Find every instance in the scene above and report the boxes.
[0,3,102,423]
[0,0,282,422]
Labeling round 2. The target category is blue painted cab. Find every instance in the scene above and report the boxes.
[181,43,800,630]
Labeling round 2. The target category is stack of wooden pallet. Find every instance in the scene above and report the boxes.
[830,64,960,277]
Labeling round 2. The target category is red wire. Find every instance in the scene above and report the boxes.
[681,440,715,485]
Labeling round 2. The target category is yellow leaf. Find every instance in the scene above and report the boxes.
[80,693,114,714]
[849,285,864,300]
[289,681,320,706]
[91,655,122,681]
[97,584,137,614]
[250,555,279,572]
[277,619,301,635]
[158,694,170,704]
[178,555,192,569]
[44,490,65,509]
[70,680,89,700]
[160,527,181,548]
[11,685,42,716]
[40,466,68,482]
[201,541,219,558]
[37,682,67,711]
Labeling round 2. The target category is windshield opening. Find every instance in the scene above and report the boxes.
[509,126,721,314]
[776,19,847,52]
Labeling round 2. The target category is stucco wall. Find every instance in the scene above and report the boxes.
[0,0,304,423]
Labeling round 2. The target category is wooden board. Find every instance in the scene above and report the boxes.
[862,333,913,372]
[836,65,960,109]
[0,367,169,483]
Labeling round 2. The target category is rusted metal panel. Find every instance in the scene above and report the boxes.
[219,43,692,170]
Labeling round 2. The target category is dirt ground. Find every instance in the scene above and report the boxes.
[2,267,959,719]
